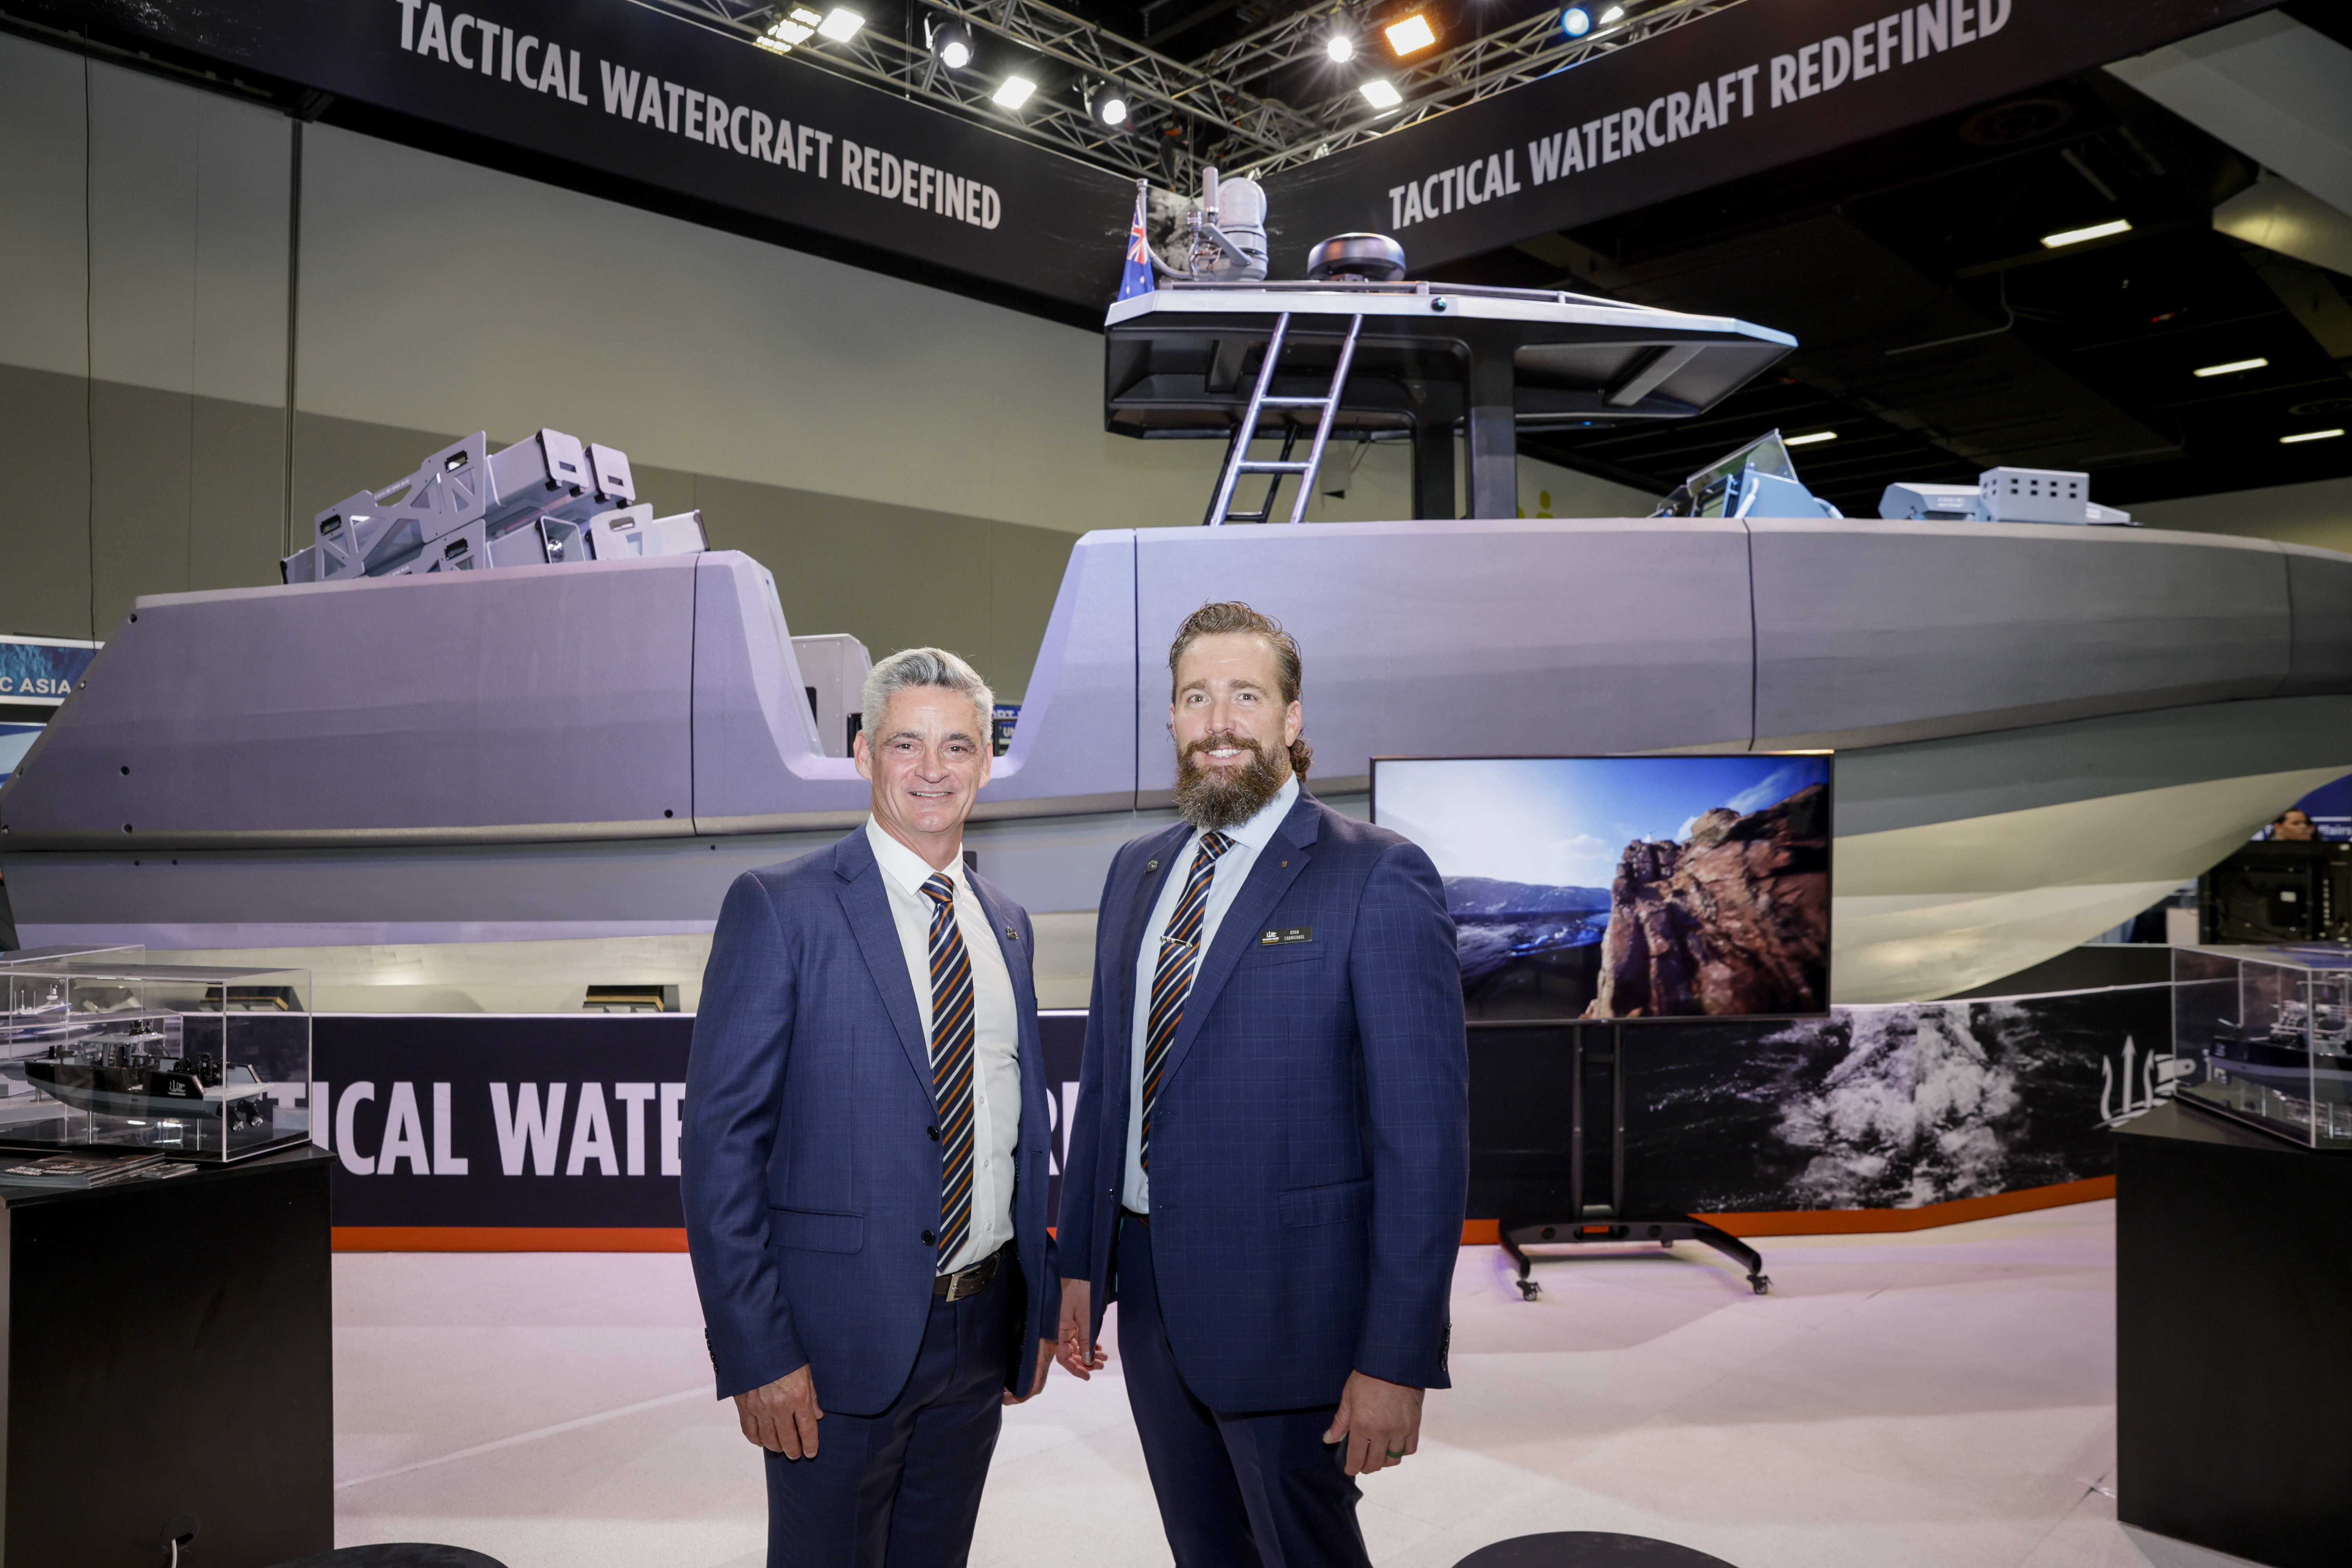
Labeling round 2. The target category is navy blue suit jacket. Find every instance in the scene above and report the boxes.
[682,827,1057,1416]
[1057,789,1469,1412]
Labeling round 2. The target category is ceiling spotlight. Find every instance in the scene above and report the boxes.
[929,20,973,68]
[1327,32,1356,62]
[762,6,823,48]
[817,7,864,41]
[1784,431,1838,446]
[1560,7,1593,37]
[993,74,1037,109]
[1384,14,1438,55]
[2193,357,2269,378]
[1599,4,1625,21]
[2040,218,2132,249]
[1360,78,1404,110]
[1089,82,1131,127]
[2282,428,2345,444]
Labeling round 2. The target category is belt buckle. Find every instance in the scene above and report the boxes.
[941,1254,993,1301]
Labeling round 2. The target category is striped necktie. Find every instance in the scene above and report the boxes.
[1140,830,1234,1169]
[920,874,976,1267]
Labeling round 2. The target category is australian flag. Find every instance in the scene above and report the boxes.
[1116,179,1156,304]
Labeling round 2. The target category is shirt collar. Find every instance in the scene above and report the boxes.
[865,816,968,900]
[1196,773,1299,855]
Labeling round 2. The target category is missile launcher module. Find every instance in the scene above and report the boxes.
[283,426,705,583]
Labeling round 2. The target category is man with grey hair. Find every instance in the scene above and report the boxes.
[684,646,1058,1568]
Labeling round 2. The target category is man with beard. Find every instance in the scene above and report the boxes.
[1054,601,1468,1568]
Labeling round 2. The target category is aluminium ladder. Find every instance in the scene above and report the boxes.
[1201,312,1365,526]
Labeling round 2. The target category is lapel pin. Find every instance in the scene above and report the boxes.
[1146,859,1159,872]
[1005,925,1019,940]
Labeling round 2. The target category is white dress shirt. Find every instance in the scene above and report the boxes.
[1123,773,1300,1213]
[865,818,1022,1274]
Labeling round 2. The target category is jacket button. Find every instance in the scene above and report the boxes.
[927,1125,940,1142]
[921,1229,937,1246]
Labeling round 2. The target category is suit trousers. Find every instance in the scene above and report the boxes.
[763,1258,1016,1568]
[1115,1213,1370,1568]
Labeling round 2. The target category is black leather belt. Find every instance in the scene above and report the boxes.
[935,1244,1005,1301]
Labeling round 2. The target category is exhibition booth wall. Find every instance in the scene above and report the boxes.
[313,969,2156,1254]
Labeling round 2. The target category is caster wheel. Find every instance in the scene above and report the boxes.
[1516,1279,1542,1301]
[1750,1276,1771,1295]
[1659,1239,1674,1249]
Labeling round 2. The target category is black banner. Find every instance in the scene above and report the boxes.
[1261,0,2276,275]
[34,0,1136,309]
[314,1011,1088,1230]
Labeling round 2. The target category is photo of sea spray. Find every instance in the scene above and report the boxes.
[1372,755,1831,1021]
[1619,986,2174,1213]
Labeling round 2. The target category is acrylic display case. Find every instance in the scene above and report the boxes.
[2172,944,2352,1151]
[0,962,312,1162]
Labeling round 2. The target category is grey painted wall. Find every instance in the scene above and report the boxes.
[0,27,1651,691]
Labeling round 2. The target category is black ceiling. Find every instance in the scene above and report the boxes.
[1457,56,2352,516]
[1044,0,2352,515]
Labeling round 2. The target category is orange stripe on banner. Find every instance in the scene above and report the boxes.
[1456,1175,2114,1247]
[339,1179,2116,1254]
[334,1227,690,1252]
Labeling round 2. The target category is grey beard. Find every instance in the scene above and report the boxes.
[1174,736,1287,832]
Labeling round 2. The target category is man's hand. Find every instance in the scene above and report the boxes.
[1006,1337,1056,1405]
[1323,1370,1423,1476]
[734,1363,824,1459]
[1057,1278,1107,1379]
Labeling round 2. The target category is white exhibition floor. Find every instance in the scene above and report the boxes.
[331,1201,2234,1568]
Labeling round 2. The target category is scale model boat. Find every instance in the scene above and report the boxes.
[4,1027,276,1134]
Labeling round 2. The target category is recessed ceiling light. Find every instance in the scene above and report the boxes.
[1784,431,1837,446]
[2282,428,2345,444]
[2040,218,2132,249]
[2193,357,2269,377]
[993,75,1037,109]
[1384,14,1438,55]
[817,8,864,42]
[1359,78,1404,110]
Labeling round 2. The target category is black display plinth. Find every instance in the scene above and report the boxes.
[1,1146,333,1566]
[2116,1103,2352,1568]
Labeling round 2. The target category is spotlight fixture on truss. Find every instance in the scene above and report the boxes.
[1383,14,1438,56]
[1087,80,1133,127]
[929,18,974,67]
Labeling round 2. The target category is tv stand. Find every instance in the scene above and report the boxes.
[1500,1215,1770,1297]
[1489,1020,1771,1297]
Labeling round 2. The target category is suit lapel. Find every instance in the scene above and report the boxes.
[1158,793,1323,1093]
[1114,824,1192,1047]
[836,829,938,1108]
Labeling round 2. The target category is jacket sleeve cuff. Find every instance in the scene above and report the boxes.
[715,1333,809,1402]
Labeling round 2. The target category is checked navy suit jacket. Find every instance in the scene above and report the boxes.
[681,826,1057,1416]
[1057,787,1470,1413]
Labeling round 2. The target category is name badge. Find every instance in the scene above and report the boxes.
[1260,926,1313,946]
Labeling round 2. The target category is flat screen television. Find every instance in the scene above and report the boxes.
[1370,755,1833,1022]
[2200,839,2352,943]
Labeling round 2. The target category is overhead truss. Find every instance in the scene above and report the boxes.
[646,0,1740,188]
